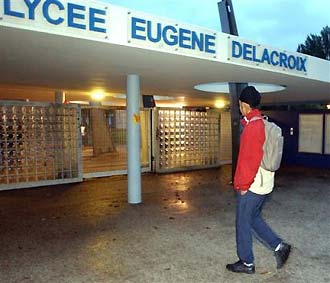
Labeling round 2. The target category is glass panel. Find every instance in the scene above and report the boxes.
[0,104,80,185]
[325,114,330,155]
[220,112,232,161]
[158,109,220,170]
[298,114,323,154]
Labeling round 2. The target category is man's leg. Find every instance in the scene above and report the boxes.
[251,193,282,250]
[235,191,255,264]
[251,192,291,269]
[226,191,256,274]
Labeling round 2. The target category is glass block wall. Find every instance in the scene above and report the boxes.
[0,103,81,188]
[157,109,220,171]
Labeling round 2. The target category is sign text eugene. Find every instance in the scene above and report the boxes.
[129,14,217,58]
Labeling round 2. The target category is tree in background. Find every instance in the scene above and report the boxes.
[297,26,330,60]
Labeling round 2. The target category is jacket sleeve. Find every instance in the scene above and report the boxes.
[234,120,265,190]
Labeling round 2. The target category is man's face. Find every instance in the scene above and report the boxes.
[239,100,250,116]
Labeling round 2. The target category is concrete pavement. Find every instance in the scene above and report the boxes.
[0,165,329,283]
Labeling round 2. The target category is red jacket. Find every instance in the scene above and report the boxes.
[234,109,265,191]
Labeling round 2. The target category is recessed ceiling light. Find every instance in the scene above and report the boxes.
[112,93,126,99]
[215,100,226,109]
[69,101,89,105]
[109,94,175,101]
[91,90,105,101]
[153,95,175,101]
[194,82,286,93]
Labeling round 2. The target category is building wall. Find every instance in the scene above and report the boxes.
[265,110,330,169]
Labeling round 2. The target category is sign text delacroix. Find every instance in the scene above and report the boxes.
[228,37,308,74]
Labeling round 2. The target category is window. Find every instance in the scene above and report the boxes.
[298,114,323,154]
[325,114,330,155]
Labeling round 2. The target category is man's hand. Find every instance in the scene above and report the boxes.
[240,190,248,195]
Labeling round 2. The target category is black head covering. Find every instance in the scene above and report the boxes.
[239,86,261,108]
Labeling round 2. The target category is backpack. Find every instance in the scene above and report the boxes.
[249,116,284,172]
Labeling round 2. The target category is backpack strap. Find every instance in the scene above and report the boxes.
[248,115,268,124]
[249,117,262,123]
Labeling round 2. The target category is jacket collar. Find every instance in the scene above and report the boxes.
[241,109,262,126]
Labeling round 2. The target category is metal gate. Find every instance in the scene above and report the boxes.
[154,108,221,173]
[0,101,82,191]
[81,106,151,178]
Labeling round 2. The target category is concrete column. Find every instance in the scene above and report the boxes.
[55,90,66,104]
[126,74,141,204]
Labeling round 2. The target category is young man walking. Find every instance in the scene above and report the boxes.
[226,86,291,274]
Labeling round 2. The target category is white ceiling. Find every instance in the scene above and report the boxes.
[0,26,329,107]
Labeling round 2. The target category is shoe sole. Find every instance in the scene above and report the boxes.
[226,266,255,274]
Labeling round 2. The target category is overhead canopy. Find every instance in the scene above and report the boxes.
[0,0,329,107]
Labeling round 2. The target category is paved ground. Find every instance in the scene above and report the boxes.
[0,165,329,283]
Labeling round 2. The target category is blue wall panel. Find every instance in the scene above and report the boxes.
[264,110,330,169]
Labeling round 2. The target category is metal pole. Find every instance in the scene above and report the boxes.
[228,83,246,177]
[218,0,247,179]
[126,74,142,204]
[218,0,239,35]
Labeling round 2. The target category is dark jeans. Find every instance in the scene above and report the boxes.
[236,190,281,264]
